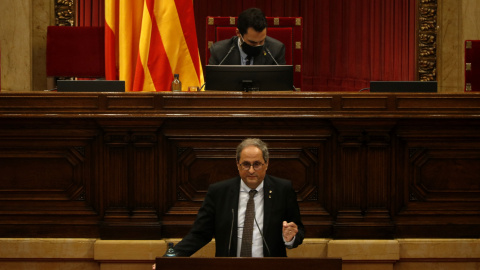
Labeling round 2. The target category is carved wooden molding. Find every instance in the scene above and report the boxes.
[418,0,437,81]
[55,0,75,26]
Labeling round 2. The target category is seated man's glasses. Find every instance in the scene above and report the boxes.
[239,161,264,171]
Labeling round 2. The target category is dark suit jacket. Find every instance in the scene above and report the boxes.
[173,175,305,257]
[208,36,286,65]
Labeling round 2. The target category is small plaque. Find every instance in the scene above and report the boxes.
[208,17,214,25]
[295,18,301,26]
[230,17,235,25]
[296,41,301,49]
[274,18,279,25]
[466,41,473,49]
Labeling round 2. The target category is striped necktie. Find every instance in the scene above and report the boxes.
[240,189,257,257]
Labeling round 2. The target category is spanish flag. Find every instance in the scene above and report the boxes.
[105,0,204,92]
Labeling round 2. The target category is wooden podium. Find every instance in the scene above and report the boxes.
[155,257,342,270]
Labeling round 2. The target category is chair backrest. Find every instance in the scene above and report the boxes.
[465,40,480,92]
[206,17,303,90]
[46,26,105,78]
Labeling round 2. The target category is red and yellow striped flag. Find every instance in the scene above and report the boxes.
[105,0,204,92]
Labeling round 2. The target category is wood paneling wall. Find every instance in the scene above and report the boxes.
[0,92,480,239]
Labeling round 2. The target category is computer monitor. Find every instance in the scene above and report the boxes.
[205,65,294,92]
[369,81,437,93]
[56,80,125,92]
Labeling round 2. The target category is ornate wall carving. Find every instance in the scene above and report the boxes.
[418,0,438,81]
[55,0,75,26]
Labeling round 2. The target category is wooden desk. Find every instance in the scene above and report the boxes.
[155,257,342,270]
[0,91,479,239]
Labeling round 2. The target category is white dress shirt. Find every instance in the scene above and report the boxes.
[236,180,264,257]
[235,179,296,257]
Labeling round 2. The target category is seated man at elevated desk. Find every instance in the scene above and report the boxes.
[169,138,305,257]
[208,8,286,65]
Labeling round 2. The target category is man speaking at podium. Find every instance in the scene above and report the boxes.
[208,8,286,66]
[172,138,304,257]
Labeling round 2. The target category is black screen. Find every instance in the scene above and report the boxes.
[369,81,437,93]
[205,65,294,92]
[56,80,126,92]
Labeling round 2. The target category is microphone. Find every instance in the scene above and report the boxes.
[228,209,234,256]
[219,44,236,65]
[265,47,297,91]
[359,87,370,92]
[265,47,279,65]
[254,215,271,257]
[199,82,206,91]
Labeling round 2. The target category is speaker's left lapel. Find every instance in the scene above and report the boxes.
[263,175,274,236]
[254,49,268,65]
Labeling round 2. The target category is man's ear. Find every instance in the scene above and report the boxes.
[235,28,241,37]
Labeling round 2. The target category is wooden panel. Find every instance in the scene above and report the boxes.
[0,119,100,237]
[1,92,480,239]
[155,257,342,270]
[393,120,480,238]
[332,120,395,238]
[160,118,334,237]
[99,121,162,239]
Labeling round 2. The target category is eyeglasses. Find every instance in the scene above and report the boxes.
[239,161,264,171]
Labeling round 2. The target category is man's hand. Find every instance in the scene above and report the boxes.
[282,221,298,242]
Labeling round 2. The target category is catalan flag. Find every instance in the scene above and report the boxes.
[105,0,204,92]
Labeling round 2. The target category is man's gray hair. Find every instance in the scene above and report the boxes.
[236,138,269,162]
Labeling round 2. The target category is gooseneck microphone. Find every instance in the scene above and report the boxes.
[199,82,206,91]
[265,47,279,65]
[228,209,235,256]
[254,215,271,257]
[219,44,236,65]
[265,47,296,91]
